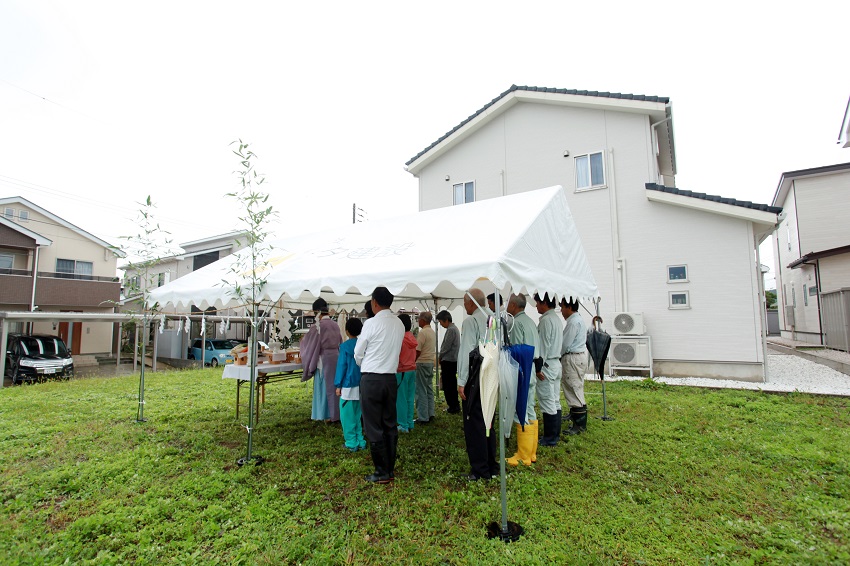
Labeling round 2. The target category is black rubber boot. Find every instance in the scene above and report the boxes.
[539,413,559,447]
[365,441,392,483]
[565,406,588,436]
[386,436,398,479]
[554,409,563,438]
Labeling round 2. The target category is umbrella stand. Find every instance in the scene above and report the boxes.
[590,299,614,422]
[485,292,524,542]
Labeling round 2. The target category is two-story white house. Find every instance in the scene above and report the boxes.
[771,162,850,351]
[405,85,781,380]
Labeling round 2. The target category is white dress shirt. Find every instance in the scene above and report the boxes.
[354,309,404,373]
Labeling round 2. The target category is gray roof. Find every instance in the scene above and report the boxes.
[406,84,671,166]
[646,183,782,214]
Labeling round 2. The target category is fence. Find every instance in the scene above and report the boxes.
[821,288,850,352]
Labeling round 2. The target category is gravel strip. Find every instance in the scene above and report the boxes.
[587,355,850,397]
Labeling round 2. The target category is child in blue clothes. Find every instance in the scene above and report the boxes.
[335,318,367,452]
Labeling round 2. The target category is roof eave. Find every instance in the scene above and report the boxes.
[405,90,671,177]
[646,189,779,227]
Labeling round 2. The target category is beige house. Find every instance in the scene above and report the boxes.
[405,85,781,380]
[0,197,122,355]
[771,162,850,350]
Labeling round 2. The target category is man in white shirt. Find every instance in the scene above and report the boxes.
[534,292,564,447]
[354,286,404,483]
[560,297,589,435]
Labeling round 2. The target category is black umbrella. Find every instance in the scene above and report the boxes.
[586,319,614,421]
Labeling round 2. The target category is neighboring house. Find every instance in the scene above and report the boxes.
[770,162,850,351]
[405,85,781,380]
[0,197,123,355]
[120,231,250,354]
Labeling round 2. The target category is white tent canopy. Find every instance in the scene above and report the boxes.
[149,185,598,310]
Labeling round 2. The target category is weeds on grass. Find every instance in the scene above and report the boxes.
[0,370,848,565]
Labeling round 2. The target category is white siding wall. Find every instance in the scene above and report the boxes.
[795,172,850,253]
[416,101,764,367]
[819,256,850,294]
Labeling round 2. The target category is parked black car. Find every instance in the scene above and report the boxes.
[4,334,75,385]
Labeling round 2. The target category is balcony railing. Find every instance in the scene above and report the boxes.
[0,268,32,276]
[38,271,120,283]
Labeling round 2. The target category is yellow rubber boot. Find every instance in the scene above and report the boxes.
[530,420,539,463]
[506,423,534,467]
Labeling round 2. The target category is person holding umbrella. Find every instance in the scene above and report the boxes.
[559,297,589,435]
[457,288,496,481]
[534,292,563,447]
[505,293,539,466]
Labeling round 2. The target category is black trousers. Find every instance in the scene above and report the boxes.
[462,351,497,478]
[440,360,459,412]
[360,373,399,444]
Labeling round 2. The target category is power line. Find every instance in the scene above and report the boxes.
[1,79,101,123]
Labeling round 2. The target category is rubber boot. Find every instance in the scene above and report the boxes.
[554,409,563,438]
[530,420,538,462]
[386,435,398,479]
[365,441,392,483]
[539,413,560,447]
[506,423,534,466]
[565,406,588,436]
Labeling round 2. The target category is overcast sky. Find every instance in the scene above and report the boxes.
[2,1,848,288]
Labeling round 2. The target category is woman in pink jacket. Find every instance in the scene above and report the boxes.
[395,314,418,433]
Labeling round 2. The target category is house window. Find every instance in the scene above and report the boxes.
[3,207,14,220]
[18,210,29,222]
[669,291,690,309]
[0,253,13,270]
[575,151,606,191]
[157,273,165,287]
[667,265,688,283]
[453,181,475,205]
[56,259,94,278]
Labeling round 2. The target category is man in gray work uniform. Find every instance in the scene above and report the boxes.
[534,292,563,447]
[560,297,589,435]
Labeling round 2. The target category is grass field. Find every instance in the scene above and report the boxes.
[1,369,848,565]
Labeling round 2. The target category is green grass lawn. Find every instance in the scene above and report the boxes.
[1,369,848,565]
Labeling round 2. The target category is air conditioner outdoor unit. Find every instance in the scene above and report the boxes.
[612,312,645,336]
[610,336,651,367]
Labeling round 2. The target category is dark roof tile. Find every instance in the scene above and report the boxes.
[645,183,783,214]
[406,85,670,166]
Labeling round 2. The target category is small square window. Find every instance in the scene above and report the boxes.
[669,291,690,309]
[575,151,606,191]
[3,207,14,220]
[18,210,29,222]
[667,265,688,283]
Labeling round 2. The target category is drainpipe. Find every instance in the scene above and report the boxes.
[608,149,626,311]
[500,169,506,196]
[755,241,769,381]
[814,260,824,346]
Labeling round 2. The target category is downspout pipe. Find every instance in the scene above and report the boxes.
[30,245,41,311]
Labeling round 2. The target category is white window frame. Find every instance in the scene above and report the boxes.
[3,207,14,220]
[56,259,94,276]
[668,290,690,309]
[452,181,475,205]
[18,210,29,222]
[574,151,607,192]
[667,265,688,283]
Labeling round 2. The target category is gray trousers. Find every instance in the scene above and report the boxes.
[560,351,588,407]
[536,358,562,415]
[415,363,435,420]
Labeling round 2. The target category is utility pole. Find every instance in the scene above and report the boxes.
[352,203,366,224]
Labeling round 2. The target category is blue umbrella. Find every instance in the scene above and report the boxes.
[507,344,534,428]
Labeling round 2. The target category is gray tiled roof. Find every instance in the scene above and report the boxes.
[406,85,671,166]
[646,183,782,214]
